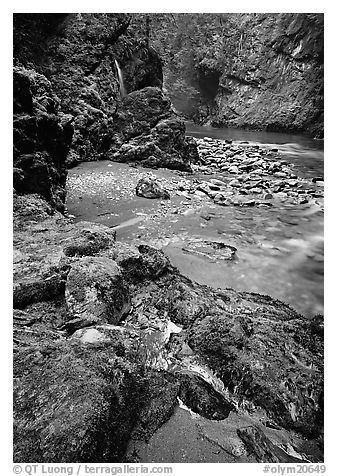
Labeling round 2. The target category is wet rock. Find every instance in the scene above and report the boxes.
[287,179,299,187]
[237,426,301,463]
[14,213,68,309]
[110,88,196,171]
[229,179,241,187]
[210,178,226,187]
[241,199,256,206]
[136,176,170,199]
[214,195,232,206]
[188,304,323,438]
[178,373,235,420]
[13,194,53,229]
[250,187,262,194]
[229,165,239,174]
[182,239,237,261]
[72,327,106,344]
[65,257,131,327]
[274,172,288,178]
[71,324,140,356]
[207,182,221,191]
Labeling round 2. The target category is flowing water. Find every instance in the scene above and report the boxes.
[186,121,324,178]
[66,124,324,317]
[114,59,127,98]
[66,124,324,462]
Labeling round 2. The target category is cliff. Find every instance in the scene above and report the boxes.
[151,13,324,137]
[13,13,196,178]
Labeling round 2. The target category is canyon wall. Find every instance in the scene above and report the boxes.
[13,12,196,201]
[151,13,324,137]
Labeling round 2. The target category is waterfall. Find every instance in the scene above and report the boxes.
[114,59,127,98]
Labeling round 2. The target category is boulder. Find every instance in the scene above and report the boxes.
[65,257,131,327]
[115,243,170,282]
[62,222,116,257]
[109,88,197,171]
[135,176,170,199]
[188,307,323,438]
[13,338,145,463]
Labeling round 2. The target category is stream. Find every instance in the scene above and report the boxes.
[66,124,324,318]
[66,123,324,462]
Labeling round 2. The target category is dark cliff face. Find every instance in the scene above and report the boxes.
[13,13,196,207]
[14,13,164,164]
[13,66,73,211]
[151,13,324,138]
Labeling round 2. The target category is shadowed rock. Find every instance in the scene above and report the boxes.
[178,373,235,420]
[13,66,73,211]
[237,426,303,463]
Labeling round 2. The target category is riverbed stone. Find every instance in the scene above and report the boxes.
[135,176,170,199]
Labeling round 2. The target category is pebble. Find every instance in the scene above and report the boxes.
[229,179,241,187]
[210,178,227,187]
[274,172,288,178]
[229,166,239,174]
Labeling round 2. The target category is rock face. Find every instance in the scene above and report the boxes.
[212,14,324,137]
[151,13,324,137]
[13,14,197,169]
[109,87,197,171]
[13,66,73,211]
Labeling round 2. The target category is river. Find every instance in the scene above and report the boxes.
[66,123,324,318]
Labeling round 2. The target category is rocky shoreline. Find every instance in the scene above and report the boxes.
[14,177,323,463]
